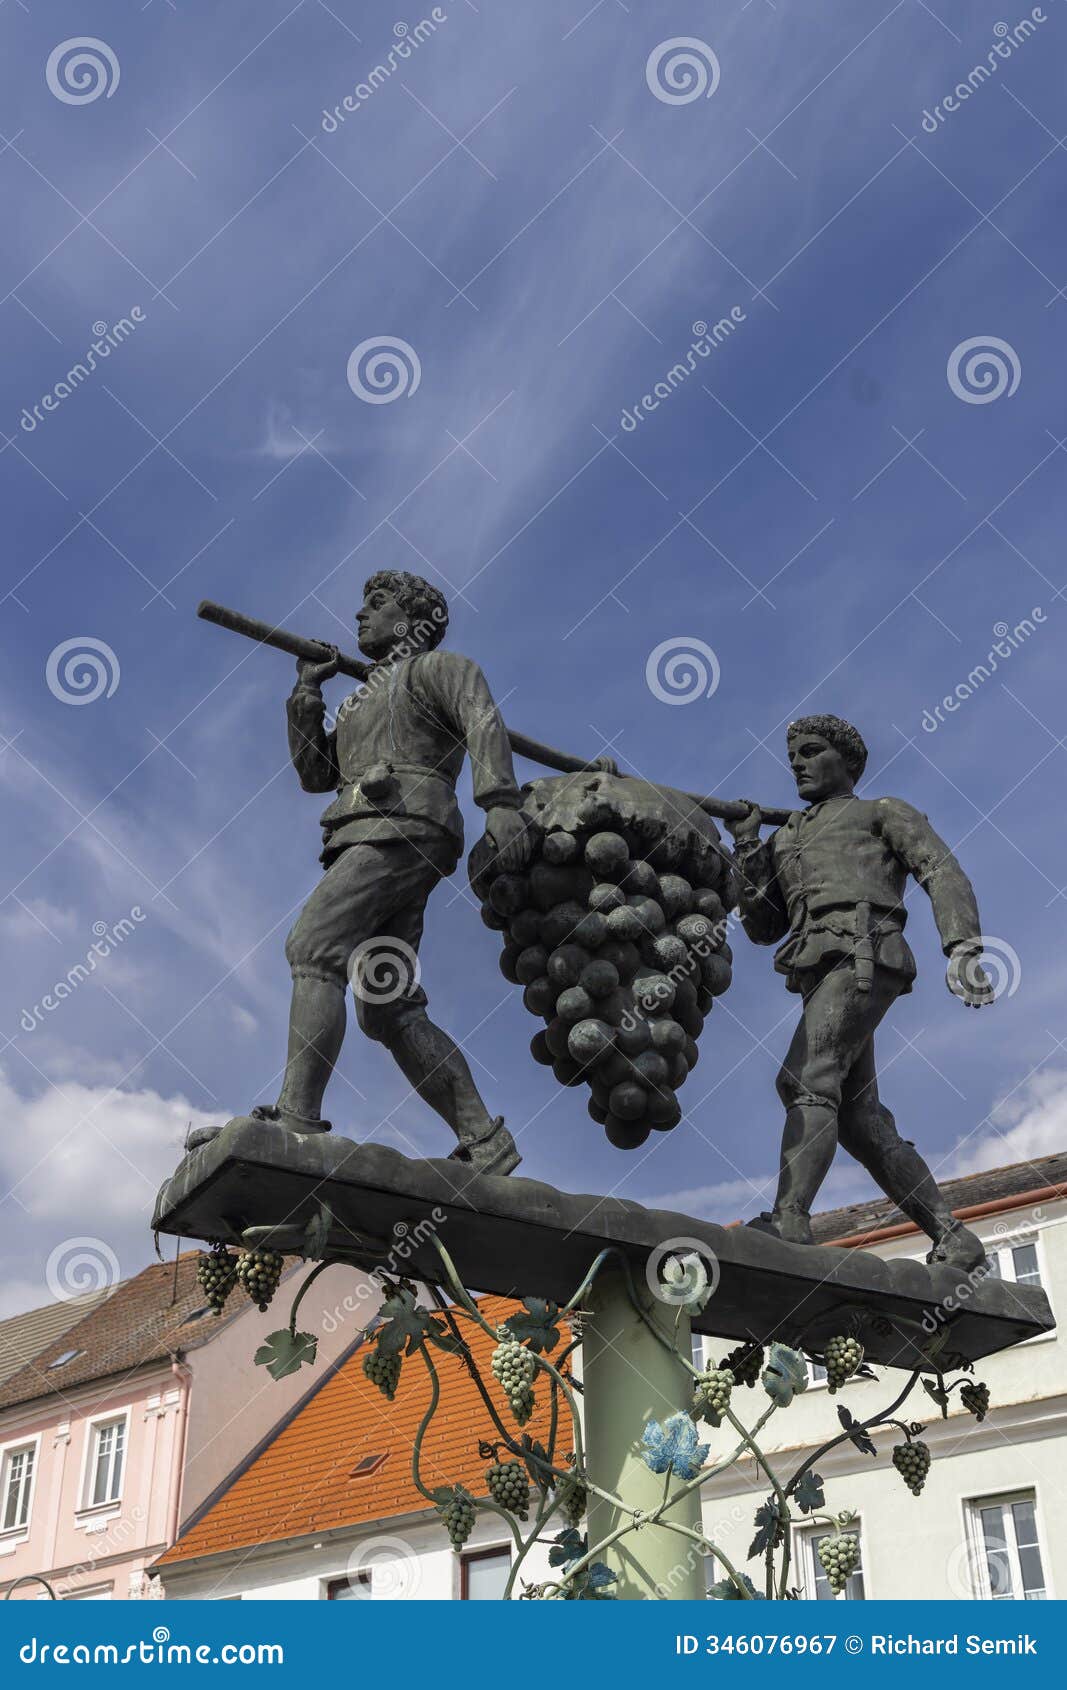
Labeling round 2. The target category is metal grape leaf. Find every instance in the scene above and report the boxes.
[837,1405,876,1457]
[762,1342,809,1407]
[254,1328,318,1381]
[503,1297,561,1354]
[748,1498,785,1561]
[302,1201,333,1262]
[549,1527,585,1568]
[375,1288,460,1357]
[640,1413,709,1479]
[923,1377,951,1418]
[794,1471,825,1514]
[708,1571,765,1601]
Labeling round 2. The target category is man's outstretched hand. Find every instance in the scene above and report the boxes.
[486,805,533,874]
[946,941,996,1007]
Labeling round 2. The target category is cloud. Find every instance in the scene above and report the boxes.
[943,1070,1067,1184]
[0,1066,227,1317]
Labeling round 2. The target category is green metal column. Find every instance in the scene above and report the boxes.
[583,1270,704,1600]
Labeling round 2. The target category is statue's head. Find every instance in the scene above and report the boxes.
[786,714,867,802]
[356,570,449,661]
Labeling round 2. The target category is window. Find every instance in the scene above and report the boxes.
[802,1527,865,1601]
[1,1444,36,1532]
[349,1454,388,1478]
[968,1492,1047,1599]
[808,1361,828,1387]
[326,1574,372,1600]
[48,1349,82,1370]
[86,1418,126,1508]
[691,1335,706,1370]
[987,1239,1043,1291]
[461,1546,511,1599]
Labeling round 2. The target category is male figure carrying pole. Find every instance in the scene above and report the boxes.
[193,571,531,1174]
[727,715,994,1270]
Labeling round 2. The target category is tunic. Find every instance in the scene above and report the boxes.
[734,794,981,993]
[285,649,522,867]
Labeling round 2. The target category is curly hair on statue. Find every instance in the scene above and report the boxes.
[787,714,868,780]
[364,570,449,651]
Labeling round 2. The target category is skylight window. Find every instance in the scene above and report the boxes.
[349,1454,388,1478]
[47,1349,82,1370]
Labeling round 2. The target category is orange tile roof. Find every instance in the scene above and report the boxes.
[159,1296,572,1566]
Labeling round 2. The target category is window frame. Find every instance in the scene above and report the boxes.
[76,1409,130,1515]
[325,1573,372,1600]
[798,1520,867,1601]
[964,1489,1052,1600]
[0,1434,40,1537]
[460,1543,512,1600]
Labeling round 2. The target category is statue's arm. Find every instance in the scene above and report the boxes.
[424,653,523,812]
[876,798,981,952]
[286,678,340,793]
[732,835,790,945]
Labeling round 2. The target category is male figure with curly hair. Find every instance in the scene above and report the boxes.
[727,714,993,1268]
[247,570,530,1174]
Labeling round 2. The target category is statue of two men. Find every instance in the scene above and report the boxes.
[195,574,995,1271]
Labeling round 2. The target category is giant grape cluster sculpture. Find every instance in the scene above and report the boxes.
[469,770,735,1146]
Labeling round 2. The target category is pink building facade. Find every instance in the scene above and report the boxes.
[0,1255,374,1599]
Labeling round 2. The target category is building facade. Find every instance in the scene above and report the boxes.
[695,1153,1066,1602]
[0,1253,364,1599]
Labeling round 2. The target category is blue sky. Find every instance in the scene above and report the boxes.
[2,1,1066,1314]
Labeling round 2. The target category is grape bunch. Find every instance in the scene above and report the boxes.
[362,1347,401,1401]
[719,1342,763,1388]
[235,1246,284,1312]
[491,1331,536,1425]
[196,1245,237,1315]
[486,1460,530,1520]
[960,1380,990,1422]
[472,772,735,1149]
[892,1439,932,1494]
[817,1533,861,1594]
[439,1487,476,1551]
[693,1367,734,1424]
[823,1335,864,1395]
[555,1468,587,1528]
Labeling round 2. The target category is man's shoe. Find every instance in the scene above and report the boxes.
[745,1207,814,1246]
[448,1117,521,1176]
[926,1219,988,1274]
[250,1103,333,1134]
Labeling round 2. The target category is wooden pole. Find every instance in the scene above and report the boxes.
[196,601,793,826]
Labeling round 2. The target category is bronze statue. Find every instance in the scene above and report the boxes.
[727,714,993,1270]
[191,571,531,1174]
